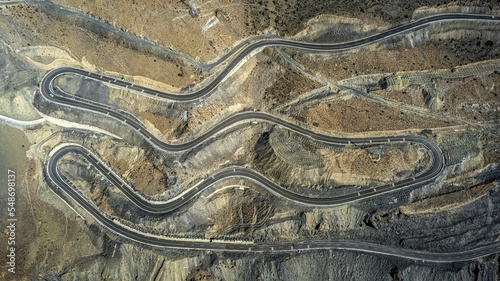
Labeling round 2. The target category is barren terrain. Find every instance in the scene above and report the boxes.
[0,1,499,280]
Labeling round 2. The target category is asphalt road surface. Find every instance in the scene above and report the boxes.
[46,145,500,262]
[40,13,500,261]
[42,13,500,101]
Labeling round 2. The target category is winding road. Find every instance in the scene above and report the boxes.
[40,13,500,262]
[42,14,500,101]
[46,146,500,263]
